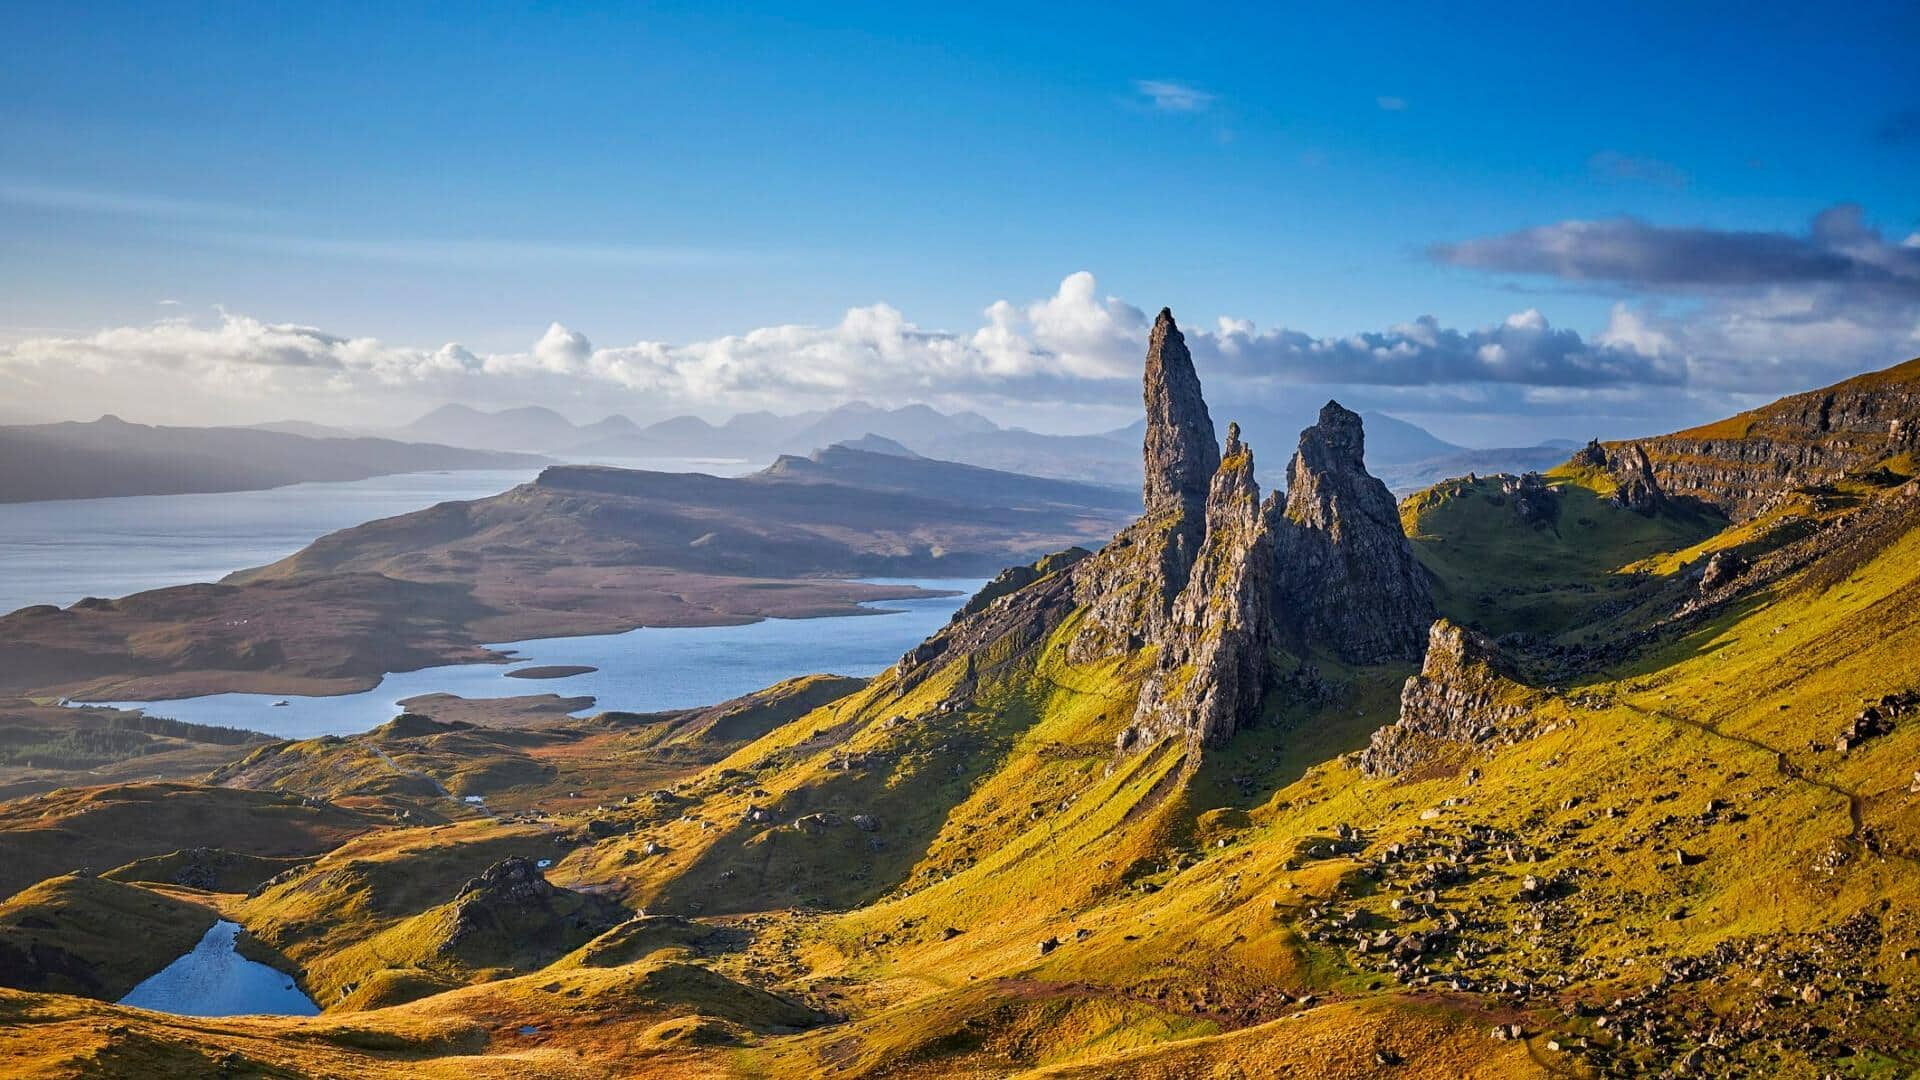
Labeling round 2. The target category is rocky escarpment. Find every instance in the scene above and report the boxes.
[1609,443,1668,515]
[1359,619,1532,778]
[1270,402,1435,664]
[1614,356,1920,520]
[1125,424,1276,750]
[1069,310,1218,663]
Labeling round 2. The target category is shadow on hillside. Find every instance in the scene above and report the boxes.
[641,688,1051,917]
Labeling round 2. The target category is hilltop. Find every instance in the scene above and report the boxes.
[0,444,1133,701]
[2,326,1920,1076]
[0,416,545,504]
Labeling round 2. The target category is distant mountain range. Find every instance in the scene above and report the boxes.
[325,401,1588,494]
[0,417,546,504]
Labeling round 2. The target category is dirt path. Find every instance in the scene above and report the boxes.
[1623,703,1897,860]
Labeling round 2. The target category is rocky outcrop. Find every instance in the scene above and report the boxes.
[948,548,1089,624]
[896,547,1088,694]
[1697,549,1748,593]
[1360,619,1532,777]
[1611,444,1667,515]
[1613,356,1920,520]
[1502,472,1557,526]
[1125,424,1276,749]
[1070,310,1219,663]
[453,856,557,907]
[439,856,621,957]
[1270,402,1434,664]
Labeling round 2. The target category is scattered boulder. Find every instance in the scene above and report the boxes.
[1699,550,1748,592]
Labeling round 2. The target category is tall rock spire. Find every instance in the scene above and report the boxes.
[1067,309,1220,663]
[1141,308,1220,519]
[1270,401,1434,664]
[1125,422,1276,749]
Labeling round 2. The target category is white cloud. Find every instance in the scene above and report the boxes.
[1436,205,1920,394]
[1376,96,1407,111]
[1133,80,1215,113]
[7,262,1915,431]
[530,322,593,373]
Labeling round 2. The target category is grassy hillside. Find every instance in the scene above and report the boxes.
[1401,466,1722,639]
[0,875,216,999]
[0,783,381,901]
[6,366,1920,1075]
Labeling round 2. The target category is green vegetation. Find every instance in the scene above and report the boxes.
[1402,466,1721,638]
[10,368,1920,1076]
[0,875,216,999]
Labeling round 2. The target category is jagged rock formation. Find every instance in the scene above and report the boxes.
[1270,402,1434,664]
[1140,308,1221,518]
[1069,310,1219,663]
[945,313,1432,755]
[1611,443,1668,515]
[1125,424,1276,749]
[1502,472,1557,526]
[1571,439,1608,469]
[1607,356,1920,519]
[1359,619,1532,777]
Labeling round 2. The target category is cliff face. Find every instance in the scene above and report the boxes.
[1271,402,1435,664]
[1069,310,1219,663]
[1610,443,1668,515]
[1141,309,1222,520]
[1125,424,1276,749]
[1620,357,1920,520]
[1359,619,1531,778]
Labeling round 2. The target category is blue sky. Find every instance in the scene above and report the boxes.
[2,3,1917,442]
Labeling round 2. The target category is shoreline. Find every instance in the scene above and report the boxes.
[55,578,976,719]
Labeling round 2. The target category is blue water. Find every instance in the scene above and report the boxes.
[118,920,320,1017]
[85,579,981,738]
[0,457,753,615]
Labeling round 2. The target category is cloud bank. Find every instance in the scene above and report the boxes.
[1432,204,1920,294]
[1431,204,1920,395]
[0,273,1685,425]
[5,205,1916,439]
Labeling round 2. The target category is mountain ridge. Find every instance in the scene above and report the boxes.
[0,417,546,504]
